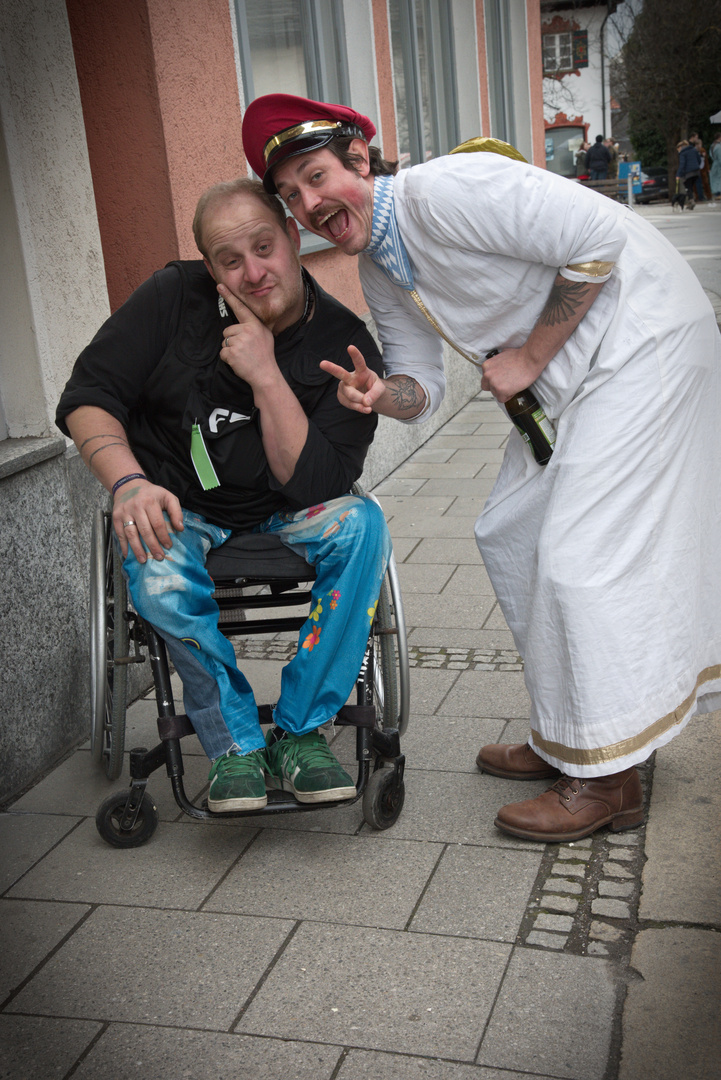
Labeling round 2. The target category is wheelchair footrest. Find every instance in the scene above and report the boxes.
[256,704,377,729]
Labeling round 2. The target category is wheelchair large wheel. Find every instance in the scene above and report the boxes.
[371,552,410,734]
[89,508,128,780]
[350,485,410,735]
[372,575,399,729]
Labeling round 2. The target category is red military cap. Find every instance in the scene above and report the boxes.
[242,93,376,193]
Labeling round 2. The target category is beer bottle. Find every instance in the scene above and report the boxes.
[486,350,556,466]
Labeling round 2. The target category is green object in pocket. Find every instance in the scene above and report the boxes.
[190,422,220,490]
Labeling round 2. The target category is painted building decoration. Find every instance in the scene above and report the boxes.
[541,0,618,177]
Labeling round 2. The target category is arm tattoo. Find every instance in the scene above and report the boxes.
[87,441,131,467]
[117,485,143,503]
[388,376,423,413]
[80,432,129,450]
[539,279,590,328]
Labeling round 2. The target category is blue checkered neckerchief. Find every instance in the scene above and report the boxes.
[362,174,414,291]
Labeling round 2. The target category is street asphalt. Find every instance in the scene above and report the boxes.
[0,200,719,1080]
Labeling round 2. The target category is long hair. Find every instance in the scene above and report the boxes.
[326,136,398,177]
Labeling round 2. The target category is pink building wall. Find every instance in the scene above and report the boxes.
[66,0,179,312]
[372,0,400,161]
[475,0,492,136]
[526,0,547,166]
[145,0,247,260]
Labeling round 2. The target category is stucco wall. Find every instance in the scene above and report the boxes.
[145,0,247,261]
[475,0,492,136]
[66,0,180,312]
[0,0,109,436]
[526,0,548,166]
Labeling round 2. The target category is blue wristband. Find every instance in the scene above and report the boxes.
[112,473,147,496]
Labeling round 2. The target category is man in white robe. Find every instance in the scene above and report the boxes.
[241,94,721,843]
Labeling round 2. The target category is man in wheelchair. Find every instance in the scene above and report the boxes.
[57,177,391,814]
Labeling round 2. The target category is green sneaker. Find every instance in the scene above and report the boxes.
[265,728,356,803]
[207,749,267,812]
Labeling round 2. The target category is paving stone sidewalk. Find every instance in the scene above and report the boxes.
[1,385,719,1080]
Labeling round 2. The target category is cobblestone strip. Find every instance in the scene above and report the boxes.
[518,761,653,960]
[233,639,523,671]
[408,646,523,671]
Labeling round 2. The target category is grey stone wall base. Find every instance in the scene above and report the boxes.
[0,446,152,803]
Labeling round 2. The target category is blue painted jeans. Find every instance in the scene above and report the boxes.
[122,495,391,760]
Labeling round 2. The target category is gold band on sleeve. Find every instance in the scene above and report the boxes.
[565,261,616,278]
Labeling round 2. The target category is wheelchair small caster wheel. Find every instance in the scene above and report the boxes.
[363,767,405,830]
[96,790,159,848]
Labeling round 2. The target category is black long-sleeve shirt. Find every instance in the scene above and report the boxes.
[57,261,382,532]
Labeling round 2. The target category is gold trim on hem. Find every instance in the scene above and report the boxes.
[532,664,721,767]
[565,261,616,278]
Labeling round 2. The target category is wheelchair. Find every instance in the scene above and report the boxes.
[88,487,410,846]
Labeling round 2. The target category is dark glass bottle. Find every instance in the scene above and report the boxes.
[486,350,556,466]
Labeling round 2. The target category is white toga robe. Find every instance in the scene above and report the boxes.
[359,154,721,776]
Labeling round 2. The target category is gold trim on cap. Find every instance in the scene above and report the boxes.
[263,120,344,164]
[565,260,616,278]
[531,663,721,767]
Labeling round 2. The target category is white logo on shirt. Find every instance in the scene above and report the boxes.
[208,408,252,434]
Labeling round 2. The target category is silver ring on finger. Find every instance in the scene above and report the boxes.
[224,337,230,349]
[122,519,136,527]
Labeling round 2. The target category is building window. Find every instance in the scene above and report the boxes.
[543,32,573,74]
[485,0,515,145]
[235,0,349,105]
[545,125,585,179]
[542,30,588,75]
[389,0,460,168]
[234,0,350,251]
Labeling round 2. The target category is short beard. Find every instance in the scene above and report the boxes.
[261,271,305,335]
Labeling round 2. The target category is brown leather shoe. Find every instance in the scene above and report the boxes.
[476,742,561,780]
[494,767,643,842]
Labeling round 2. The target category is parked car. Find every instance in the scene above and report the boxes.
[635,167,669,203]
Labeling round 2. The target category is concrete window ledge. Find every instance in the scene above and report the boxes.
[0,436,66,480]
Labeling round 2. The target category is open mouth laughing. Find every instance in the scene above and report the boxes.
[314,207,350,242]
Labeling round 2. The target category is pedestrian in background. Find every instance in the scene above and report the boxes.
[689,133,711,201]
[586,135,611,180]
[575,140,590,178]
[710,132,721,201]
[604,138,619,180]
[676,138,703,208]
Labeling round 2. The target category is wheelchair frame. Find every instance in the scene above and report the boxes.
[89,490,410,846]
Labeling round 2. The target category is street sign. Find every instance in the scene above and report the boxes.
[619,161,642,195]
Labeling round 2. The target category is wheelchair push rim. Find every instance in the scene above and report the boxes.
[89,508,128,779]
[358,486,409,737]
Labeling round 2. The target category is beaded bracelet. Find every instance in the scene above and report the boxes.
[112,473,147,496]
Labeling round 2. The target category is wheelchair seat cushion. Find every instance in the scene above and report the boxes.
[205,532,316,583]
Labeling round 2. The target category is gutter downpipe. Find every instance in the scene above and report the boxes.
[600,7,611,139]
